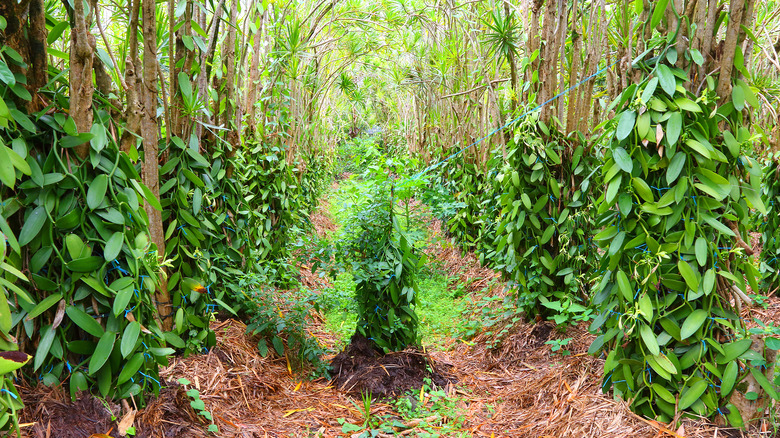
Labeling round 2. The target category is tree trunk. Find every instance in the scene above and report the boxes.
[246,8,266,137]
[69,0,97,158]
[27,0,47,110]
[141,0,172,331]
[716,0,747,101]
[120,0,142,154]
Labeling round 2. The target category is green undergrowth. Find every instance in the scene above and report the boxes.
[316,171,471,352]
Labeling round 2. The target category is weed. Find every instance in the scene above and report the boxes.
[178,378,218,434]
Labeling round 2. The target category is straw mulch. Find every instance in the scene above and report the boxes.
[443,317,768,438]
[159,318,381,437]
[422,216,501,295]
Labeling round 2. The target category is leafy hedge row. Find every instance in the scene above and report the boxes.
[426,68,780,425]
[0,80,328,433]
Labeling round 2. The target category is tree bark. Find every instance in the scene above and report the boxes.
[120,0,142,154]
[69,0,97,159]
[716,0,746,101]
[141,0,172,330]
[27,0,47,109]
[225,0,239,165]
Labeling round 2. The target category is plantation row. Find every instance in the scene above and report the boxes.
[420,65,780,425]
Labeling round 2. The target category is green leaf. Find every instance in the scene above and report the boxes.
[695,238,707,266]
[641,77,658,103]
[0,61,15,86]
[679,380,708,409]
[613,147,633,173]
[66,256,104,273]
[689,49,704,65]
[47,21,69,44]
[0,351,31,374]
[89,331,117,375]
[750,368,779,400]
[657,65,676,97]
[27,293,62,320]
[616,270,632,301]
[721,361,738,396]
[178,72,192,100]
[640,324,660,355]
[616,110,637,141]
[33,324,55,371]
[666,151,685,184]
[0,146,15,188]
[732,85,745,111]
[104,232,124,262]
[121,322,141,358]
[112,285,134,318]
[18,206,47,246]
[650,0,670,29]
[652,383,676,404]
[701,214,735,237]
[117,353,144,384]
[66,306,105,337]
[674,97,701,112]
[678,260,699,291]
[87,174,108,210]
[680,309,707,340]
[632,177,654,202]
[665,112,682,149]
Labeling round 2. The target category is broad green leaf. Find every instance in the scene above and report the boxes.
[674,97,701,112]
[666,151,685,184]
[695,238,707,266]
[632,177,654,202]
[721,361,738,396]
[641,77,658,103]
[613,147,633,173]
[652,383,676,404]
[679,380,708,409]
[638,293,653,322]
[640,324,660,355]
[680,309,707,340]
[677,260,699,291]
[18,206,47,246]
[0,351,31,374]
[702,269,715,295]
[732,85,745,111]
[33,324,55,370]
[26,293,62,320]
[657,65,676,97]
[616,270,632,301]
[650,0,670,29]
[66,306,105,337]
[66,256,104,273]
[104,232,124,262]
[616,110,636,141]
[701,214,735,237]
[87,174,108,210]
[112,285,134,318]
[117,353,143,384]
[749,368,779,400]
[121,322,141,358]
[666,112,682,147]
[89,331,116,375]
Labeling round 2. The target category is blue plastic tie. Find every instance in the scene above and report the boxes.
[1,389,18,400]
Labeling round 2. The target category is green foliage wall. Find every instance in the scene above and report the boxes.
[489,124,598,322]
[0,109,175,405]
[588,64,771,424]
[761,156,780,293]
